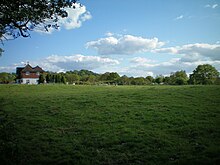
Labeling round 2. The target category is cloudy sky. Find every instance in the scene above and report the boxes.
[1,0,220,77]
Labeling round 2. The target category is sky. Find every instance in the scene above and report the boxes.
[1,0,220,77]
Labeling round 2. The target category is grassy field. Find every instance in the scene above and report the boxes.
[0,85,220,164]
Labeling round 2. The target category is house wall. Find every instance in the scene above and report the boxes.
[20,78,39,84]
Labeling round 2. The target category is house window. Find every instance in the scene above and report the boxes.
[26,71,30,75]
[26,80,30,84]
[36,72,40,76]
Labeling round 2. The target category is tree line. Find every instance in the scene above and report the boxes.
[0,64,219,85]
[37,64,220,85]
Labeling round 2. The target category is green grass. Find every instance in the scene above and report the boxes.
[0,85,220,164]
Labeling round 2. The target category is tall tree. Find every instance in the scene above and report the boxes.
[61,75,66,84]
[38,74,45,84]
[169,70,188,85]
[146,76,154,84]
[0,0,77,40]
[189,64,219,85]
[155,75,164,84]
[55,74,62,83]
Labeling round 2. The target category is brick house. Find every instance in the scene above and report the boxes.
[16,64,44,84]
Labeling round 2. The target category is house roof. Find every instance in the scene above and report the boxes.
[17,64,44,73]
[33,66,44,72]
[22,64,34,72]
[16,64,44,79]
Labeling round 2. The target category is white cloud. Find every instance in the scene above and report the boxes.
[119,57,220,77]
[58,4,91,30]
[205,4,218,9]
[154,43,220,61]
[105,32,114,37]
[0,66,15,73]
[175,15,184,20]
[33,3,91,34]
[131,57,155,64]
[212,4,218,8]
[86,35,165,55]
[40,54,119,72]
[0,54,119,73]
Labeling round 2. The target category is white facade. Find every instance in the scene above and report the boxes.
[17,78,39,84]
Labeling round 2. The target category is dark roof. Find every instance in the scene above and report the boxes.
[21,64,33,72]
[16,64,44,76]
[33,66,44,72]
[19,64,44,73]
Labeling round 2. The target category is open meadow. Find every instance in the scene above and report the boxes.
[0,85,220,164]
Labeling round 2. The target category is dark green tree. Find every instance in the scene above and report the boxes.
[99,72,110,82]
[61,75,66,84]
[163,76,171,85]
[117,75,130,85]
[65,73,80,84]
[0,48,3,56]
[87,75,96,84]
[46,74,51,83]
[155,75,164,84]
[108,72,120,81]
[146,76,154,84]
[55,74,62,83]
[189,64,219,85]
[0,72,15,83]
[131,77,146,85]
[38,74,45,84]
[0,0,78,54]
[0,0,77,39]
[169,70,188,85]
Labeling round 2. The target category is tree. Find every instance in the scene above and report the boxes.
[61,75,66,84]
[155,75,164,84]
[0,48,3,56]
[87,75,96,84]
[65,73,80,84]
[131,77,146,85]
[189,64,219,85]
[99,72,110,82]
[146,76,154,84]
[108,72,120,81]
[38,74,45,84]
[0,0,78,40]
[163,76,171,85]
[0,72,15,83]
[169,70,188,85]
[55,74,62,83]
[117,75,130,85]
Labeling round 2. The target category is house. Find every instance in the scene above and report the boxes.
[16,64,44,84]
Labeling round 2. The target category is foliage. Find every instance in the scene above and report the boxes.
[155,75,164,84]
[189,64,219,85]
[38,73,45,84]
[61,75,66,84]
[0,85,219,164]
[0,0,77,39]
[0,72,15,83]
[99,72,120,82]
[0,48,4,56]
[117,75,131,85]
[65,73,80,84]
[1,64,220,85]
[169,70,188,85]
[131,77,146,85]
[146,76,154,83]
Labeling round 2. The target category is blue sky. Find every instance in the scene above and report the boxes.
[1,0,220,77]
